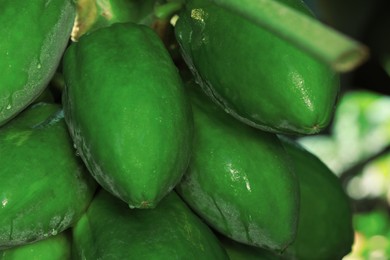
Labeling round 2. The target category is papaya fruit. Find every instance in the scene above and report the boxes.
[71,0,157,41]
[0,103,96,249]
[0,231,71,260]
[175,0,339,134]
[176,80,299,252]
[62,22,193,209]
[279,136,354,259]
[218,235,283,260]
[0,0,75,126]
[72,189,229,259]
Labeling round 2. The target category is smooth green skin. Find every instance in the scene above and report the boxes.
[73,0,157,40]
[72,189,229,259]
[176,81,299,252]
[62,23,193,209]
[0,0,75,126]
[279,137,354,260]
[175,0,339,134]
[102,0,157,24]
[0,231,71,260]
[0,103,97,250]
[219,235,283,260]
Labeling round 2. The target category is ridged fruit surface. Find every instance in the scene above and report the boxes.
[63,22,193,208]
[0,0,75,126]
[0,103,96,249]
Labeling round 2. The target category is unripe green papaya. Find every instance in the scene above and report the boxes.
[0,231,71,260]
[0,0,76,126]
[72,189,229,259]
[0,103,96,249]
[62,22,193,209]
[71,0,157,41]
[218,235,283,260]
[279,136,354,259]
[176,80,299,252]
[175,0,339,134]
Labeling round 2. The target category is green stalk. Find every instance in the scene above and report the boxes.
[209,0,369,72]
[155,1,184,20]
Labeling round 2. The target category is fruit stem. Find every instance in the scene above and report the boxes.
[209,0,369,72]
[155,1,184,20]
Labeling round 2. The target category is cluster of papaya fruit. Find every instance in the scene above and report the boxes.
[1,0,355,259]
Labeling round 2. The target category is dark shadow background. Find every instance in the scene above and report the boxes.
[304,0,390,96]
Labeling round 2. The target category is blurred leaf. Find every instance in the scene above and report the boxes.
[298,135,341,173]
[345,152,390,201]
[354,210,390,237]
[344,210,390,259]
[300,91,390,175]
[333,91,390,169]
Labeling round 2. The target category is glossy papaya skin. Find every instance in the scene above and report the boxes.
[0,231,71,260]
[279,137,354,260]
[0,103,97,249]
[72,189,229,259]
[0,0,75,126]
[62,22,193,209]
[176,81,299,252]
[175,0,339,134]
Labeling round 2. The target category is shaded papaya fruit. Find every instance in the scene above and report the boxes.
[0,0,75,126]
[218,234,283,260]
[72,189,228,259]
[0,231,71,260]
[176,80,299,252]
[0,103,96,249]
[279,136,354,259]
[62,22,193,209]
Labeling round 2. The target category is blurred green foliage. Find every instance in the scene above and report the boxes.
[345,210,390,259]
[299,91,390,175]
